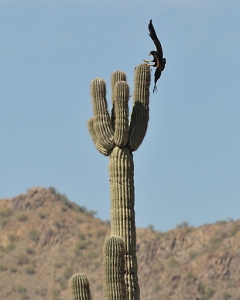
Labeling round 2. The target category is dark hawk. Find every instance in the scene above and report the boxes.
[144,19,166,93]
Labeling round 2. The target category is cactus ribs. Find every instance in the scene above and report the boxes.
[144,19,166,93]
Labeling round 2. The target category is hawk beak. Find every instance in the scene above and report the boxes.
[148,53,151,56]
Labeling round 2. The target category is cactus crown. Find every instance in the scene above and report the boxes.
[88,64,150,155]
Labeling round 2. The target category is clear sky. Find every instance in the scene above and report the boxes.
[1,0,240,232]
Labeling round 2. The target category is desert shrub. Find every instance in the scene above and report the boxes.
[1,219,8,228]
[60,194,73,209]
[96,229,106,238]
[76,217,84,224]
[209,237,221,251]
[77,231,86,240]
[147,224,155,231]
[177,221,190,229]
[17,255,29,266]
[38,212,48,219]
[35,287,47,297]
[230,226,239,237]
[205,287,215,298]
[79,205,97,217]
[14,285,27,293]
[0,208,13,217]
[8,234,16,243]
[18,214,28,222]
[26,247,35,255]
[0,265,7,271]
[5,243,15,253]
[11,267,18,273]
[48,186,57,194]
[53,220,61,229]
[198,283,215,299]
[75,240,89,251]
[220,232,229,239]
[87,210,97,217]
[188,250,199,259]
[28,229,39,242]
[54,261,62,269]
[198,282,205,295]
[168,257,179,268]
[25,266,36,275]
[216,220,227,224]
[186,271,193,280]
[223,291,231,300]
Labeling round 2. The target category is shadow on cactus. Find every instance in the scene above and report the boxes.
[69,64,151,300]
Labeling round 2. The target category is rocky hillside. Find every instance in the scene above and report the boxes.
[0,187,239,300]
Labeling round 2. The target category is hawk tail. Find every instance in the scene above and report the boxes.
[148,19,158,41]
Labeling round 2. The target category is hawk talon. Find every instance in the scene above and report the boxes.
[143,59,153,63]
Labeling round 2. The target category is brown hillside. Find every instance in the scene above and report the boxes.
[0,187,239,300]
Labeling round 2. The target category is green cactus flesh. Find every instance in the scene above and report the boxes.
[103,236,126,300]
[69,273,91,300]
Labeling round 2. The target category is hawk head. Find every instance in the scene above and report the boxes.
[149,51,157,56]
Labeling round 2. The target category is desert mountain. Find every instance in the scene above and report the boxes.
[0,187,239,300]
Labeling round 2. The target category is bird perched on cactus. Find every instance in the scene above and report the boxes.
[144,19,166,93]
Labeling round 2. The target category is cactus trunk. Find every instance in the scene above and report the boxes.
[109,147,139,299]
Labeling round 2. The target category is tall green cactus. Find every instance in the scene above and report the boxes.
[69,64,150,300]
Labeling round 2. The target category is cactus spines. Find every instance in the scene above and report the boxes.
[113,81,129,147]
[103,236,126,300]
[128,64,150,151]
[90,78,115,151]
[111,70,127,94]
[69,273,91,300]
[87,117,110,156]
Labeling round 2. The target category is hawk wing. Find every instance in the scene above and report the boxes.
[148,19,163,58]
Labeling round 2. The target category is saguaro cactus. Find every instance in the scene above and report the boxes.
[70,64,150,300]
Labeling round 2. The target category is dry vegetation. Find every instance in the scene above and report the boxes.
[0,187,239,300]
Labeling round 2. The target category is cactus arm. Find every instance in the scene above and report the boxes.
[128,64,151,151]
[113,81,129,147]
[69,273,91,300]
[111,71,127,130]
[90,79,115,151]
[103,236,126,300]
[109,146,140,300]
[87,117,110,156]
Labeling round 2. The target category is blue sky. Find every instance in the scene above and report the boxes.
[1,1,240,232]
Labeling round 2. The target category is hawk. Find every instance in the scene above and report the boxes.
[144,19,166,93]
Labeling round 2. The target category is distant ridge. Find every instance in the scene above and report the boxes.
[0,187,239,300]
